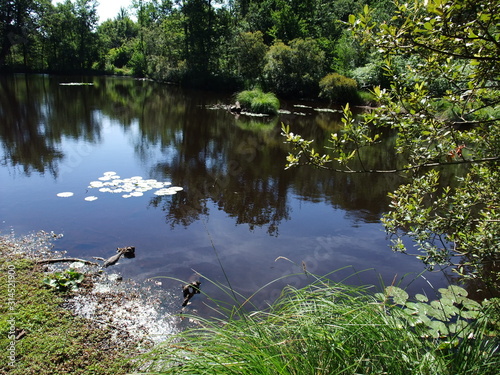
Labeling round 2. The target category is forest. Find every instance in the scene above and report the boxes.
[1,0,393,97]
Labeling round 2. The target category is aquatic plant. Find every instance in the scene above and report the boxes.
[56,192,74,198]
[236,89,280,115]
[56,171,183,201]
[141,275,499,374]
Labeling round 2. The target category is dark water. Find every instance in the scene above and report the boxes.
[0,74,452,311]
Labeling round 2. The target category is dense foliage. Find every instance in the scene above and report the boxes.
[282,0,499,288]
[1,0,376,96]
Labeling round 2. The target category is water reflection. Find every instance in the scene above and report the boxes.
[0,74,454,310]
[1,74,401,232]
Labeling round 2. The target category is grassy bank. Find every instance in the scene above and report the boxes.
[144,275,499,374]
[2,233,499,374]
[0,241,137,374]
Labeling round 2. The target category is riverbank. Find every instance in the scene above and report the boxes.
[0,231,177,374]
[1,230,498,374]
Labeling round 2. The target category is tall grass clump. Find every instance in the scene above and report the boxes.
[236,89,280,115]
[141,275,499,374]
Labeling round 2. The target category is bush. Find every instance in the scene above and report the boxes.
[319,73,361,104]
[236,89,280,115]
[263,38,325,98]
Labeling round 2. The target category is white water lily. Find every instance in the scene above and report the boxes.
[57,192,74,197]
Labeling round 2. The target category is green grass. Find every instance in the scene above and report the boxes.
[0,253,136,374]
[236,89,280,115]
[142,273,499,374]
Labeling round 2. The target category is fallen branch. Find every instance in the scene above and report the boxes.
[36,258,99,266]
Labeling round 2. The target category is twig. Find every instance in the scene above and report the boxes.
[36,258,99,266]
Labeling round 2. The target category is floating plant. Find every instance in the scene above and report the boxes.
[59,82,94,86]
[56,192,74,198]
[87,171,183,199]
[56,171,182,201]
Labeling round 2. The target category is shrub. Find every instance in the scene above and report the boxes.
[319,73,361,104]
[236,89,280,115]
[263,38,325,98]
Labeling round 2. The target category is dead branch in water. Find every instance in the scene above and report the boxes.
[36,258,99,266]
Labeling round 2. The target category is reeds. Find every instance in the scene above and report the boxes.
[141,273,499,374]
[236,89,280,115]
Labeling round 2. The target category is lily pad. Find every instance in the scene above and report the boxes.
[385,286,409,305]
[86,172,182,199]
[57,192,74,198]
[415,293,428,302]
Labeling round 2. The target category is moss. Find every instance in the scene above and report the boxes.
[0,256,136,374]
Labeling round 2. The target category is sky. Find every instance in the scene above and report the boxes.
[95,0,134,22]
[53,0,135,23]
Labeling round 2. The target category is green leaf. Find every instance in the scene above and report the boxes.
[385,286,409,305]
[415,293,428,302]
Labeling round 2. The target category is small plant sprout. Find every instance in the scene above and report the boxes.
[43,268,85,292]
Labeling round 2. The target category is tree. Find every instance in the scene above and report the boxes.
[282,0,500,289]
[44,1,79,71]
[74,0,99,69]
[234,31,267,84]
[263,38,325,97]
[0,0,50,69]
[181,0,217,76]
[98,10,138,70]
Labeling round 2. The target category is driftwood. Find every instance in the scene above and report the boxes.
[36,258,99,266]
[103,246,135,268]
[36,247,136,268]
[182,281,201,307]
